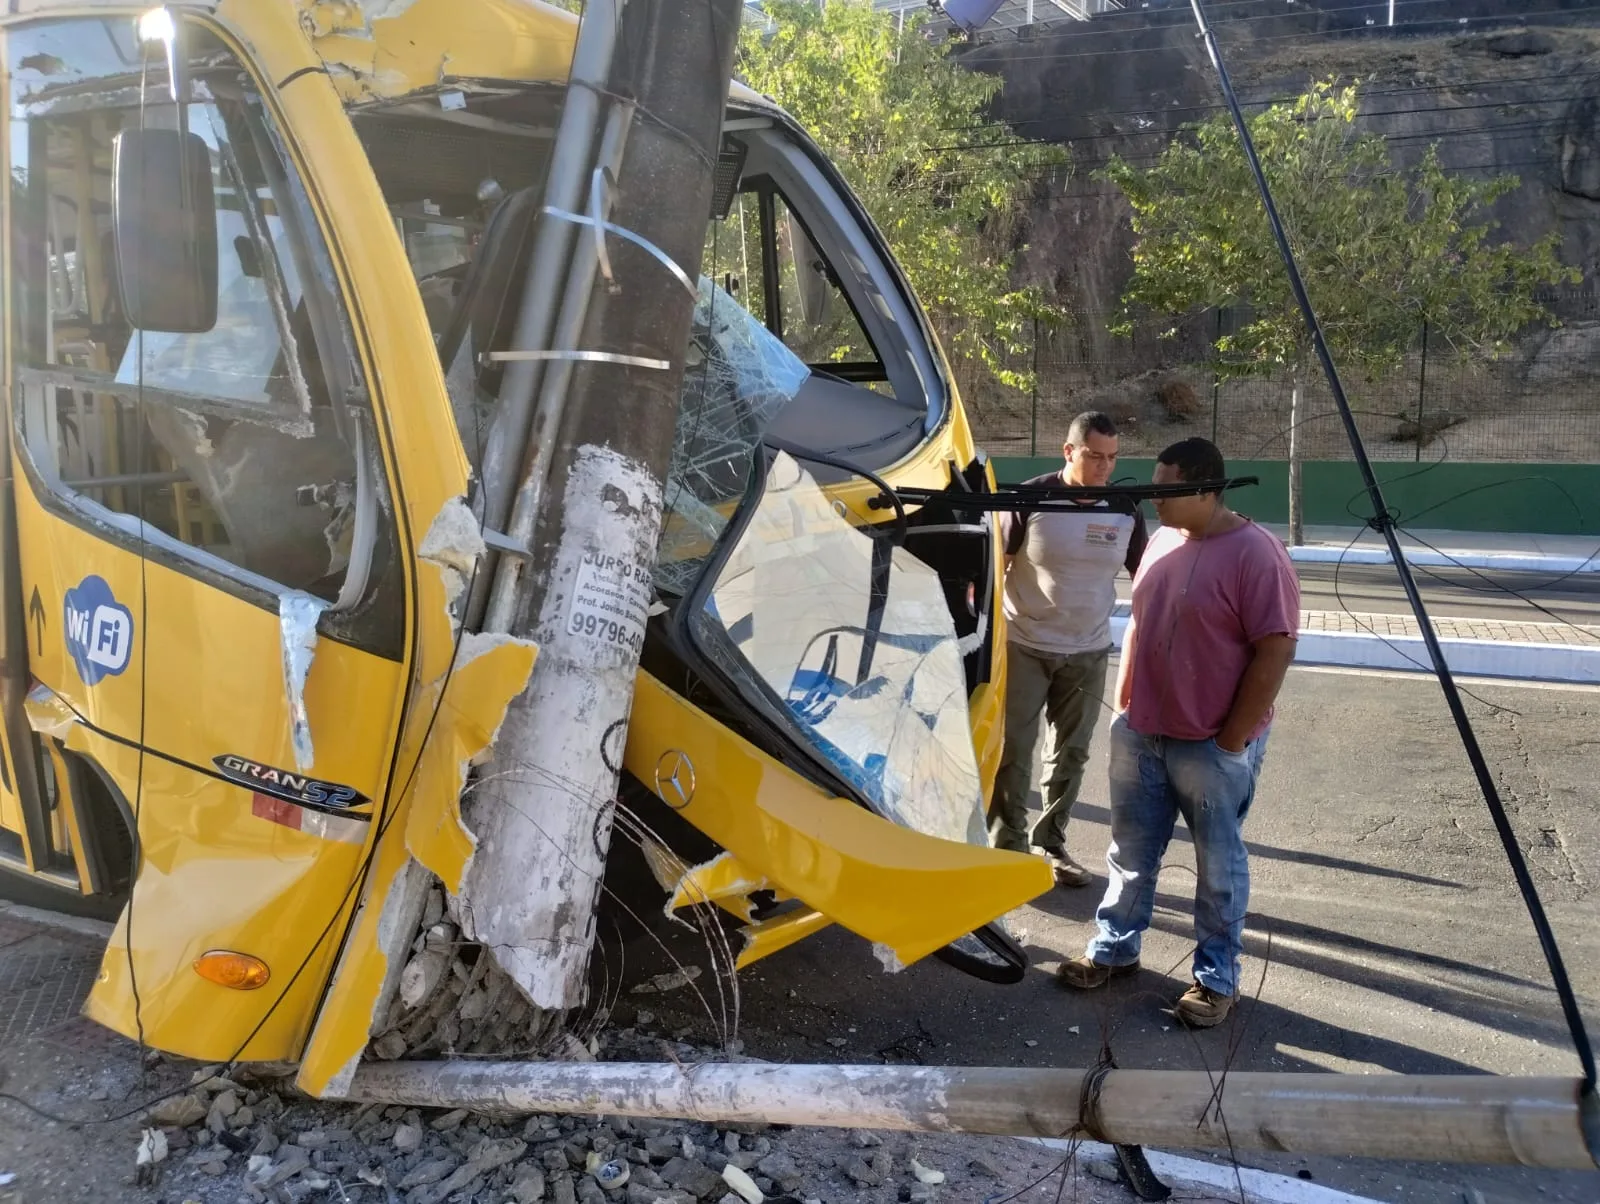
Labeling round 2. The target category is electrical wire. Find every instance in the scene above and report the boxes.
[953,4,1591,65]
[924,103,1592,155]
[942,67,1600,135]
[1186,0,1596,1093]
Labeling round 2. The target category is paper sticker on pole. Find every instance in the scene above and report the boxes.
[63,575,135,685]
[566,548,649,657]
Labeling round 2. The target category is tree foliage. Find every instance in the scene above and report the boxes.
[736,0,1065,390]
[1102,81,1578,383]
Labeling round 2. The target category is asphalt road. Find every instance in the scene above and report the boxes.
[1120,560,1600,627]
[616,666,1600,1204]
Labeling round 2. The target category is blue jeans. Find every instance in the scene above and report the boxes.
[1085,714,1269,996]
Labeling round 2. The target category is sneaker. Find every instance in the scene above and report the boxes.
[1038,845,1093,889]
[1055,955,1140,990]
[1173,981,1234,1028]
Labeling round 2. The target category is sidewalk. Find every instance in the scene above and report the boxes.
[1261,523,1600,574]
[1108,602,1600,684]
[1301,609,1600,647]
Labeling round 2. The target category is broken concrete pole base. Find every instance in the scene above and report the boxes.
[367,882,568,1061]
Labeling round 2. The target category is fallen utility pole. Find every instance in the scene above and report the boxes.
[346,1061,1600,1172]
[459,0,744,1011]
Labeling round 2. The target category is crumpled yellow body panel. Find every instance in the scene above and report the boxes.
[296,504,536,1099]
[299,0,578,102]
[297,0,771,110]
[625,673,1050,969]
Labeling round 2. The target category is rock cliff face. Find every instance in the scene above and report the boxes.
[958,2,1600,366]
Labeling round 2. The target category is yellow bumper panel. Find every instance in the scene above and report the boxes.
[624,671,1051,969]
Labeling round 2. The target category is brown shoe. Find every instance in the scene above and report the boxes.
[1038,846,1093,889]
[1173,982,1234,1028]
[1055,956,1139,990]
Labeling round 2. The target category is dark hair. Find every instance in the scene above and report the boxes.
[1157,437,1226,493]
[1067,411,1118,446]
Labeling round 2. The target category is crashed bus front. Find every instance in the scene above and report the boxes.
[0,0,1048,1084]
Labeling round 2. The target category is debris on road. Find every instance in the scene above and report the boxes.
[631,966,704,995]
[133,1128,167,1187]
[2,998,1236,1204]
[721,1161,764,1202]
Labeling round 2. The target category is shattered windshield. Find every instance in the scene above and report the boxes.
[689,450,987,846]
[654,277,810,596]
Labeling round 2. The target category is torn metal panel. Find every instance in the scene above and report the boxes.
[736,907,830,970]
[23,681,78,740]
[301,0,580,107]
[280,592,330,772]
[402,628,536,892]
[625,671,1051,969]
[294,497,535,1100]
[416,495,487,613]
[666,851,767,921]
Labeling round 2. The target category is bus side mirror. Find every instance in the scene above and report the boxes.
[112,127,218,334]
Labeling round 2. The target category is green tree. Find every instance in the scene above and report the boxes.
[735,0,1065,393]
[1102,80,1577,542]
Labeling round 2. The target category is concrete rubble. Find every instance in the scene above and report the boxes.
[121,1030,1168,1204]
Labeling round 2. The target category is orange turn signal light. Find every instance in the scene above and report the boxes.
[193,950,270,990]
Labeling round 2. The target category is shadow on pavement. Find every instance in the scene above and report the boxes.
[1024,884,1574,1054]
[1068,800,1467,892]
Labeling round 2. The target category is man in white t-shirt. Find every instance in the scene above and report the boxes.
[990,411,1148,887]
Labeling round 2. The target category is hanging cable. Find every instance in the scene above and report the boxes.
[1186,0,1597,1096]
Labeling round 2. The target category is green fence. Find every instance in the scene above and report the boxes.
[990,458,1600,537]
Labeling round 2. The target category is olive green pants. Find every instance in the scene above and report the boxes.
[988,641,1110,854]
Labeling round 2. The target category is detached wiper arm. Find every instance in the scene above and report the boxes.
[869,476,1260,513]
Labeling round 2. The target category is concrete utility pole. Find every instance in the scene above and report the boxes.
[460,0,744,1011]
[345,1060,1600,1172]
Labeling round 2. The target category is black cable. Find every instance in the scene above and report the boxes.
[125,41,155,1076]
[942,67,1600,135]
[924,108,1589,156]
[1398,527,1600,640]
[1188,0,1596,1094]
[961,5,1592,65]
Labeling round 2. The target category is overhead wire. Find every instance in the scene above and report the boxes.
[942,67,1600,135]
[942,0,1571,49]
[1183,0,1596,1092]
[952,4,1591,65]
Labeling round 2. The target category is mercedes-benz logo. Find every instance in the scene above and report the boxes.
[654,749,696,810]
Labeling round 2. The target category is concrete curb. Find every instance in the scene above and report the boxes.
[1022,1137,1384,1204]
[1293,628,1600,684]
[1106,615,1600,685]
[1287,545,1599,575]
[0,900,114,943]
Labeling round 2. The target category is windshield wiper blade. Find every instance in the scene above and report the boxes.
[870,476,1260,513]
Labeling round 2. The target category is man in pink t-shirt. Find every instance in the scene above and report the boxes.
[1056,437,1299,1029]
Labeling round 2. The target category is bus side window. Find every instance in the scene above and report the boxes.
[6,18,396,626]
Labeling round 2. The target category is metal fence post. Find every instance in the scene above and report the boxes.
[1415,318,1428,464]
[1029,314,1039,457]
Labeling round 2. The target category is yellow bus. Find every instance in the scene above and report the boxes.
[0,0,1047,1090]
